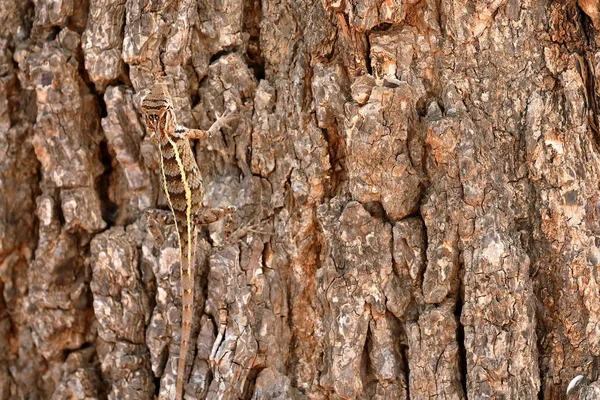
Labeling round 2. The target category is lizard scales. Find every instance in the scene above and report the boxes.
[141,82,233,400]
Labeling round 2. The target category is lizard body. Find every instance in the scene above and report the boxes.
[141,82,234,400]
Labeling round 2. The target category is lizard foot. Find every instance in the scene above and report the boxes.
[208,110,238,135]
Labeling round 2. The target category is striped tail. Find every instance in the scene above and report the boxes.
[175,226,197,400]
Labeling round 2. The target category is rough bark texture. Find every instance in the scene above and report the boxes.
[3,0,600,399]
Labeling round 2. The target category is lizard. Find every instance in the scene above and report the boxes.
[141,80,235,400]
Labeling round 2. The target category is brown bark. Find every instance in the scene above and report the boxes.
[1,0,600,399]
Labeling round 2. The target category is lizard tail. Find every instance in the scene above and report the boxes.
[176,230,196,400]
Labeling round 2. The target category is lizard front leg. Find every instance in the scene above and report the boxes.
[178,111,237,140]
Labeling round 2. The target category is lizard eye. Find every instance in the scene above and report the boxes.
[146,115,158,126]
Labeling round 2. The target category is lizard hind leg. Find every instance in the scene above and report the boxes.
[194,206,237,243]
[226,219,273,243]
[222,206,236,241]
[145,208,175,247]
[193,205,236,225]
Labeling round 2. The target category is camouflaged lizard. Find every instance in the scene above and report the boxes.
[141,81,235,400]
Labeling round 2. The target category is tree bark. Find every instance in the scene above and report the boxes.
[1,0,600,399]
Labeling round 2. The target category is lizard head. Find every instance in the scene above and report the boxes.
[141,82,176,141]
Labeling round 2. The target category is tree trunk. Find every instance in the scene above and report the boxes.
[1,0,600,399]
